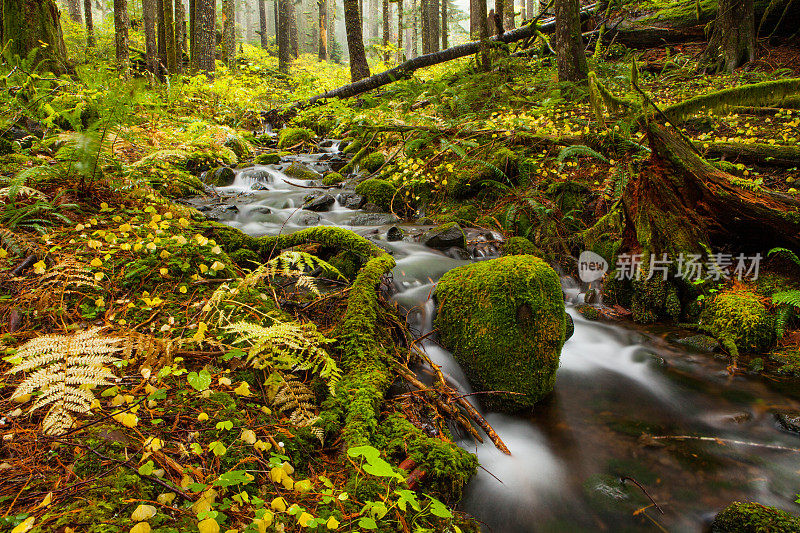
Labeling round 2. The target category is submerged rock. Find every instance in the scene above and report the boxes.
[295,211,321,226]
[349,213,400,226]
[422,222,466,250]
[434,255,567,411]
[712,502,800,532]
[204,166,236,187]
[303,193,335,212]
[676,334,720,353]
[775,411,800,435]
[387,226,404,241]
[337,192,365,210]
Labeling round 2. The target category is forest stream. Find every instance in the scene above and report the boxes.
[206,141,800,532]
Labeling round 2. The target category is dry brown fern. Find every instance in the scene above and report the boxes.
[8,327,122,435]
[273,373,323,443]
[121,332,181,370]
[0,227,40,259]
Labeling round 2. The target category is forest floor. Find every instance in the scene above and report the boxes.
[2,6,800,533]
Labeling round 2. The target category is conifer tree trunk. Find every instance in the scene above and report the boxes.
[494,0,503,34]
[470,0,488,70]
[163,0,177,73]
[703,0,755,73]
[1,0,70,76]
[66,0,81,21]
[504,0,514,29]
[189,0,196,68]
[441,0,447,49]
[344,0,370,80]
[429,0,438,51]
[143,0,158,74]
[114,0,130,77]
[421,0,429,53]
[555,0,586,83]
[382,0,389,61]
[411,0,417,57]
[84,0,94,46]
[223,0,235,65]
[278,0,290,71]
[289,0,298,57]
[258,0,268,48]
[397,0,403,61]
[526,0,534,19]
[176,0,186,72]
[318,0,328,59]
[195,0,215,75]
[157,0,167,64]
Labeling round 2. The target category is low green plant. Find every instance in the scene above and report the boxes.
[768,247,800,338]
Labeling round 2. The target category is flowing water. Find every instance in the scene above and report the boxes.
[212,142,800,532]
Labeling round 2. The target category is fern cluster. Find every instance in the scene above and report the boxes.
[273,374,324,443]
[768,247,800,339]
[8,327,122,435]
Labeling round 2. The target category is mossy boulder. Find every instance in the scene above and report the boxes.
[342,139,362,155]
[700,288,775,356]
[204,166,236,187]
[361,152,385,173]
[355,178,396,211]
[501,236,541,256]
[434,255,567,411]
[224,134,254,160]
[448,147,520,199]
[712,502,800,532]
[421,222,466,250]
[284,162,322,180]
[277,127,314,149]
[322,172,344,186]
[255,151,282,165]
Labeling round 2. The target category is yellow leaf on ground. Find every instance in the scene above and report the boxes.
[198,518,220,533]
[131,504,157,521]
[233,382,251,396]
[130,523,151,533]
[11,517,35,533]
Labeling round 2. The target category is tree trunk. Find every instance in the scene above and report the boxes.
[397,0,403,61]
[189,0,196,68]
[1,0,70,76]
[84,0,95,46]
[504,0,515,29]
[703,0,755,73]
[344,0,370,81]
[288,0,298,57]
[114,0,130,77]
[143,0,158,74]
[382,0,389,61]
[223,0,235,66]
[278,0,290,71]
[494,0,503,34]
[258,0,268,48]
[555,0,586,83]
[441,0,447,49]
[195,0,215,75]
[470,0,488,70]
[163,0,177,73]
[526,0,534,20]
[411,0,417,57]
[421,0,429,53]
[176,0,186,72]
[318,0,328,59]
[429,0,439,52]
[157,0,167,65]
[66,0,81,21]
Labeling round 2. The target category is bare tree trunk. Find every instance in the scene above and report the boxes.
[421,0,429,53]
[289,0,298,57]
[318,0,328,59]
[555,0,586,83]
[163,0,177,73]
[114,0,130,77]
[526,0,534,20]
[84,0,95,46]
[189,0,196,69]
[157,0,167,65]
[441,0,447,49]
[66,0,82,21]
[258,0,268,47]
[411,0,418,57]
[397,0,403,61]
[470,0,488,70]
[1,0,71,76]
[429,0,438,51]
[223,0,235,65]
[143,0,158,74]
[382,0,389,61]
[494,0,503,34]
[504,0,514,29]
[278,0,290,71]
[344,0,370,81]
[703,0,755,73]
[195,0,216,75]
[176,0,186,72]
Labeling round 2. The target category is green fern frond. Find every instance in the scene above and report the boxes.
[775,305,794,339]
[557,145,609,172]
[772,290,800,309]
[440,139,468,159]
[768,247,800,267]
[660,78,800,124]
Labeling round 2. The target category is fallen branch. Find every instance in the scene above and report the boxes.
[697,141,800,168]
[647,434,800,453]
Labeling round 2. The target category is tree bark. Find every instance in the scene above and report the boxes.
[470,0,488,70]
[555,0,586,83]
[143,0,158,74]
[195,0,215,75]
[441,0,447,49]
[288,0,298,57]
[1,0,70,76]
[318,0,328,59]
[66,0,81,22]
[703,0,755,73]
[526,0,534,20]
[163,0,177,73]
[494,0,503,34]
[429,0,439,51]
[114,0,130,77]
[382,0,389,61]
[258,0,268,48]
[278,0,290,71]
[504,0,515,29]
[189,0,196,69]
[411,0,417,57]
[397,0,403,61]
[698,141,800,168]
[83,0,94,46]
[344,0,370,81]
[421,0,429,53]
[223,0,235,66]
[176,0,186,72]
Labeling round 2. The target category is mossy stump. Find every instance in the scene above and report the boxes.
[712,502,800,532]
[434,255,567,412]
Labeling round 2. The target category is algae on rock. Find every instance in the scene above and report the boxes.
[434,255,567,411]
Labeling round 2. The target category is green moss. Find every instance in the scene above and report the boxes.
[342,139,362,155]
[578,306,600,320]
[327,251,362,280]
[277,127,314,149]
[224,134,255,160]
[360,152,386,174]
[435,201,479,224]
[545,181,591,217]
[700,288,775,356]
[322,171,344,185]
[712,502,800,532]
[501,236,541,256]
[404,137,435,159]
[355,178,397,211]
[284,162,321,180]
[254,151,282,165]
[448,147,519,199]
[434,256,567,411]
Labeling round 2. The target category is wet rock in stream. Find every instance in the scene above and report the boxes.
[349,213,400,226]
[422,222,466,250]
[302,193,335,212]
[337,192,366,210]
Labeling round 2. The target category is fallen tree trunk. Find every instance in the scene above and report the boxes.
[276,4,596,113]
[698,141,800,168]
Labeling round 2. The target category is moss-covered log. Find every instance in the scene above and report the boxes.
[698,141,800,168]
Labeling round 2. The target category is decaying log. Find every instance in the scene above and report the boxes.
[697,141,800,168]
